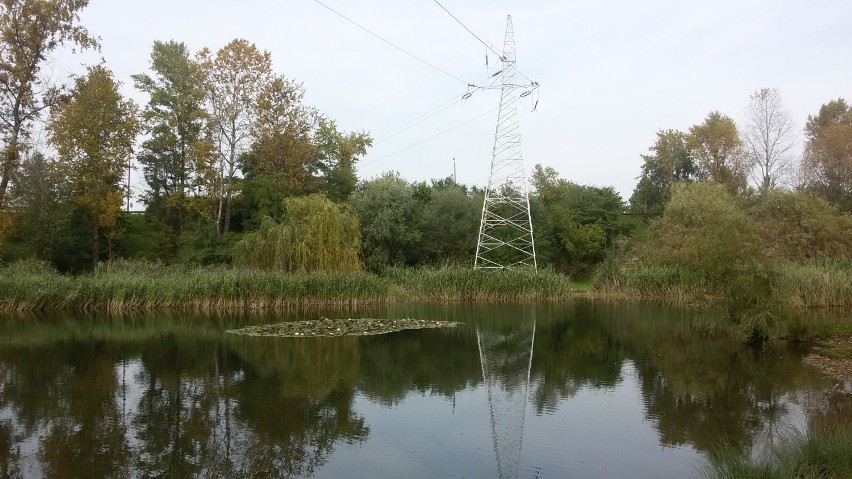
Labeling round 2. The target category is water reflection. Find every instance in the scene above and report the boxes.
[0,303,847,478]
[477,313,535,479]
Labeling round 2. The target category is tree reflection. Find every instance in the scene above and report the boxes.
[0,304,846,476]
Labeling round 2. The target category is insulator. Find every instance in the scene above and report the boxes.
[520,91,531,97]
[491,70,503,77]
[462,92,472,100]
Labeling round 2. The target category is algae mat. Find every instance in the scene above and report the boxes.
[226,318,461,337]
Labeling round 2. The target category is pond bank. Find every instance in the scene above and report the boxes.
[0,261,574,312]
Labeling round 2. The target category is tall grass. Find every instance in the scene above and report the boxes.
[593,260,852,310]
[701,423,852,479]
[591,264,714,304]
[775,258,852,309]
[0,259,573,312]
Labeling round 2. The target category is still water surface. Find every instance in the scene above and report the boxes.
[0,301,848,478]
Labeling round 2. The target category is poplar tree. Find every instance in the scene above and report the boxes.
[198,39,272,234]
[133,40,214,235]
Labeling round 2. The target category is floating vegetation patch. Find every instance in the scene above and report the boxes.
[226,318,461,337]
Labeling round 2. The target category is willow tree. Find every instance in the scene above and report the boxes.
[48,66,140,268]
[233,194,361,272]
[0,0,98,210]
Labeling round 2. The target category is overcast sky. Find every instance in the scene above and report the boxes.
[51,0,852,201]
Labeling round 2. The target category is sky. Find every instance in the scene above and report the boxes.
[50,0,852,202]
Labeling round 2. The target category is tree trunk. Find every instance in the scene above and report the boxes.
[93,222,99,271]
[0,143,19,210]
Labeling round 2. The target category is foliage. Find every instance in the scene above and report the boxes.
[648,182,757,281]
[198,38,273,234]
[802,98,852,211]
[746,190,852,260]
[47,65,140,269]
[688,111,748,196]
[628,129,697,216]
[233,194,361,272]
[2,151,90,271]
[350,173,422,272]
[132,40,214,241]
[0,261,573,311]
[0,0,98,209]
[418,183,480,264]
[532,164,631,274]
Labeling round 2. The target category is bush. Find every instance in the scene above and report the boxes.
[649,182,759,283]
[747,190,852,260]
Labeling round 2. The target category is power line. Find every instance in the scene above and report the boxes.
[491,0,509,15]
[431,2,538,86]
[311,0,468,84]
[354,20,504,122]
[374,90,467,143]
[364,107,498,165]
[432,0,503,60]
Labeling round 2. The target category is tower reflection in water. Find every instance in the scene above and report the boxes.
[477,311,535,479]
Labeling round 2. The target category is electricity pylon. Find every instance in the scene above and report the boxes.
[475,15,537,270]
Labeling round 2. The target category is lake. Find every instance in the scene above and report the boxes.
[0,301,848,478]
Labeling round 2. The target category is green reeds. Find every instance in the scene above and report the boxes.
[0,260,573,312]
[592,260,852,310]
[701,423,852,479]
[775,258,852,309]
[591,264,714,304]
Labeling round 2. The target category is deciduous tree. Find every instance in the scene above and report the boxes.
[233,194,361,272]
[688,112,748,196]
[743,88,796,193]
[198,39,272,234]
[48,66,139,268]
[0,0,98,209]
[629,129,696,216]
[802,98,852,211]
[532,164,630,274]
[350,173,422,271]
[132,40,214,236]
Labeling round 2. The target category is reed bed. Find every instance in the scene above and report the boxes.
[589,264,715,305]
[775,259,852,309]
[0,260,574,312]
[593,260,852,310]
[701,423,852,479]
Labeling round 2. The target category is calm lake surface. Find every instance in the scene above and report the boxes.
[0,301,849,478]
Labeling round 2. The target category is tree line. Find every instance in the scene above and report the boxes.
[629,89,852,217]
[1,1,850,276]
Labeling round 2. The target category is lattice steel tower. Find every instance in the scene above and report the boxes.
[475,15,537,270]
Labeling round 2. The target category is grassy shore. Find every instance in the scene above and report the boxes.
[591,259,852,310]
[701,423,852,479]
[0,259,574,312]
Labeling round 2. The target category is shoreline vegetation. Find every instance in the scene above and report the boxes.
[0,260,574,312]
[588,260,852,310]
[701,423,852,479]
[1,258,850,314]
